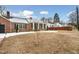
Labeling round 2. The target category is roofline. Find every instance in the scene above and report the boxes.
[0,15,48,24]
[0,15,29,24]
[0,15,11,22]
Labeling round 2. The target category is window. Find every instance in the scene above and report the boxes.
[14,23,26,30]
[19,24,26,29]
[22,24,26,28]
[19,24,22,29]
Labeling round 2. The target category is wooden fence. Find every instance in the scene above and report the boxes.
[48,27,72,31]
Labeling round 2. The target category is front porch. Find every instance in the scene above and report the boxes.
[31,22,47,31]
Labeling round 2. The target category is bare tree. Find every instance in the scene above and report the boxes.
[41,17,45,22]
[68,12,77,25]
[68,6,79,30]
[60,20,65,25]
[0,5,6,16]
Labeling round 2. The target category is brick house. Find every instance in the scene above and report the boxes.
[0,11,32,33]
[0,11,47,33]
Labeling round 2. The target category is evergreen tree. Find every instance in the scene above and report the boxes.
[54,13,60,23]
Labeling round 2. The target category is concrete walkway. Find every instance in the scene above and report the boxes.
[0,31,35,38]
[0,31,35,42]
[0,31,58,42]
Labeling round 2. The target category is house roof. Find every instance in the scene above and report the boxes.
[0,15,29,24]
[0,14,47,24]
[27,18,47,24]
[8,18,28,24]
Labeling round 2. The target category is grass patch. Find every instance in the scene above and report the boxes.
[0,31,79,54]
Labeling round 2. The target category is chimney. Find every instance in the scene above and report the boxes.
[6,11,10,18]
[30,17,32,20]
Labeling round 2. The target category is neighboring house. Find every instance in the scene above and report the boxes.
[47,22,67,28]
[47,18,67,28]
[0,11,47,33]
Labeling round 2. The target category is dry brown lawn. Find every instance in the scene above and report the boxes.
[0,31,79,54]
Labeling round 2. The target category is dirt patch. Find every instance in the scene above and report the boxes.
[0,31,79,54]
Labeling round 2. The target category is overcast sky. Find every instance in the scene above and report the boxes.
[4,5,78,22]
